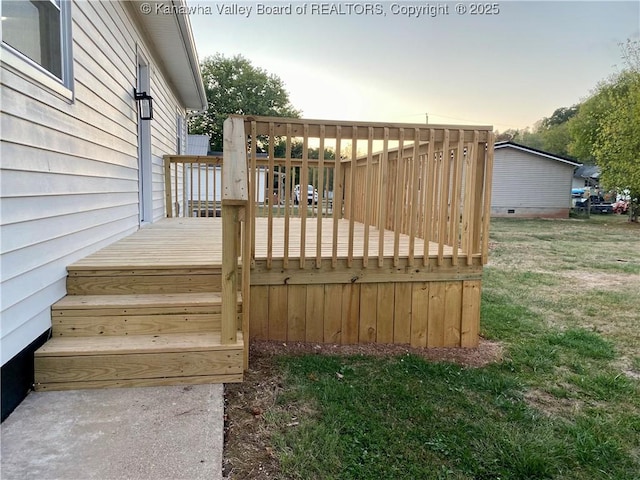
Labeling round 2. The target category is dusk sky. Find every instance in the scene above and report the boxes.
[187,1,640,131]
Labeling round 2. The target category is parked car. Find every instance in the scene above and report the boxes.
[574,195,613,214]
[294,184,319,205]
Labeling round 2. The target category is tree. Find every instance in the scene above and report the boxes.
[534,106,579,158]
[519,128,545,151]
[189,54,301,151]
[494,107,579,158]
[540,106,579,129]
[538,121,573,157]
[270,140,337,191]
[569,40,640,221]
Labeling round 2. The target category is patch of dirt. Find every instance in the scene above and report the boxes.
[624,370,640,380]
[557,269,639,291]
[524,388,583,418]
[223,352,282,479]
[223,339,503,479]
[251,338,503,368]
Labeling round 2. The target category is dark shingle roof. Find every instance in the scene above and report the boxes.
[494,141,581,167]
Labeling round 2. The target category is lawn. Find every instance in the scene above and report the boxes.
[224,215,640,480]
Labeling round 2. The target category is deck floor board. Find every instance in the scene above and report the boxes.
[70,217,455,269]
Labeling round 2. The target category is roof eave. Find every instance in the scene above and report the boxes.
[127,0,207,111]
[494,141,581,167]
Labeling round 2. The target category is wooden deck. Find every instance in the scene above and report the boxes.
[35,117,492,392]
[36,216,482,392]
[71,217,457,269]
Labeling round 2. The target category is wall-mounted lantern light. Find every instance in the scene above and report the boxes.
[134,88,153,120]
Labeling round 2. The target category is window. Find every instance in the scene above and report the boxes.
[176,113,185,154]
[1,0,73,93]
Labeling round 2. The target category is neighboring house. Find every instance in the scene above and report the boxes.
[0,0,207,420]
[572,164,601,190]
[491,141,581,218]
[187,134,211,155]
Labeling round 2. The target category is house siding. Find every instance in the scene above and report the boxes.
[491,147,575,218]
[0,0,187,405]
[573,177,587,190]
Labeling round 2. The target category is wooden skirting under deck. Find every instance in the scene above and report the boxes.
[250,280,481,348]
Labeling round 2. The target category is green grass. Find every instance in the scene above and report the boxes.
[253,217,640,479]
[267,352,639,479]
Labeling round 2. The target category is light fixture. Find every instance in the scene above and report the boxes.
[134,88,153,120]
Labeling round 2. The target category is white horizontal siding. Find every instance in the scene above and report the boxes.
[0,193,139,225]
[1,309,53,366]
[1,0,188,365]
[491,147,575,210]
[2,206,138,258]
[2,218,136,299]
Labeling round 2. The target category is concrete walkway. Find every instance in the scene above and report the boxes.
[0,384,224,480]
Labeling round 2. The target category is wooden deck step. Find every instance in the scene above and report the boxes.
[53,292,240,311]
[51,292,242,337]
[34,332,244,391]
[37,332,242,356]
[65,267,223,295]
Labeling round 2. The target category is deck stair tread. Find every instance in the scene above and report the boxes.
[66,266,223,274]
[52,292,241,310]
[36,331,244,357]
[67,262,230,271]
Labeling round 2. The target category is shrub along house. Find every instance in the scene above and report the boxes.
[491,141,580,218]
[1,0,207,420]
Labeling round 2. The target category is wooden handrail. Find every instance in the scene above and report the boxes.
[165,155,223,164]
[244,115,492,140]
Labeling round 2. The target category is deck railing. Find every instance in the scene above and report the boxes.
[164,117,494,352]
[242,116,494,268]
[164,155,223,218]
[165,117,494,272]
[163,123,250,359]
[344,130,496,266]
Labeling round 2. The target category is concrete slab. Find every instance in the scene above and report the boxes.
[1,384,223,480]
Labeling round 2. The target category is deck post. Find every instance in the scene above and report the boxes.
[164,157,173,217]
[222,117,249,346]
[221,204,239,344]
